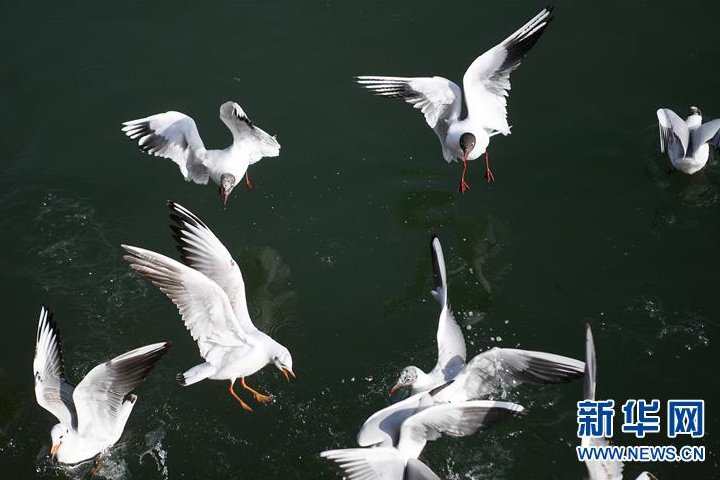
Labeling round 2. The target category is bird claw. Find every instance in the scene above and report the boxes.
[457,179,471,193]
[254,392,275,404]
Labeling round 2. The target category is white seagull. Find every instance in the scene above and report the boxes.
[356,7,554,192]
[582,325,657,480]
[656,106,720,174]
[322,386,525,480]
[122,202,294,411]
[390,236,584,398]
[33,305,170,464]
[122,101,280,205]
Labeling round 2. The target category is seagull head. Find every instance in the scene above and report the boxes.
[689,106,702,117]
[219,173,237,206]
[390,366,420,394]
[459,133,476,162]
[273,346,295,382]
[50,424,69,461]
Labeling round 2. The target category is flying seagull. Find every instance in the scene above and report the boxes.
[356,7,554,192]
[656,106,720,174]
[582,324,658,480]
[33,305,170,464]
[390,236,584,398]
[122,202,294,411]
[122,101,280,205]
[322,385,525,479]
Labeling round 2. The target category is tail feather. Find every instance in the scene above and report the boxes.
[178,362,215,387]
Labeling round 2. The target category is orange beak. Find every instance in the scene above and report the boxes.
[282,367,295,382]
[50,443,60,461]
[390,383,402,395]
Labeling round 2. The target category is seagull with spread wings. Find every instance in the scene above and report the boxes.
[122,101,280,205]
[389,236,584,400]
[656,106,720,174]
[122,202,294,411]
[356,7,554,192]
[322,384,526,480]
[33,306,170,464]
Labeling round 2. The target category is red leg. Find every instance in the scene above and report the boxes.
[245,172,253,191]
[484,151,495,183]
[229,380,253,411]
[241,377,274,403]
[457,157,471,193]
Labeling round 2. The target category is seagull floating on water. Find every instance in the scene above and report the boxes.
[656,106,720,174]
[122,101,280,205]
[356,7,554,192]
[122,202,294,411]
[33,306,170,464]
[390,236,584,398]
[582,325,658,480]
[323,384,525,480]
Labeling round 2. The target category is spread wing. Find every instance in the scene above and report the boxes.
[692,119,720,150]
[357,391,428,447]
[355,76,462,161]
[656,108,689,156]
[319,447,406,480]
[582,325,623,480]
[167,201,257,334]
[33,306,76,428]
[462,7,553,134]
[437,347,584,402]
[220,102,280,165]
[122,245,252,366]
[398,400,526,459]
[73,342,170,443]
[122,111,209,184]
[584,324,596,401]
[428,236,466,382]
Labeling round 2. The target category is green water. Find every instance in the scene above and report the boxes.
[1,1,719,479]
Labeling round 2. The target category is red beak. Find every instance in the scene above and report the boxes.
[390,383,402,395]
[282,367,295,382]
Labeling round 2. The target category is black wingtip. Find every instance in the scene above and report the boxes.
[429,379,454,396]
[175,372,187,386]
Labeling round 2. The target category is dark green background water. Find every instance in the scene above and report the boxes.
[1,1,718,479]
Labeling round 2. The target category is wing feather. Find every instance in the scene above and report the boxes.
[398,400,525,458]
[220,102,280,165]
[73,342,170,442]
[167,201,257,334]
[356,76,462,160]
[122,245,251,365]
[320,447,405,480]
[428,236,466,382]
[122,111,209,183]
[462,7,553,133]
[33,306,76,428]
[692,118,720,150]
[656,108,689,155]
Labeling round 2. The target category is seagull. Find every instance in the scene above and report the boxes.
[322,385,526,480]
[33,305,170,464]
[390,236,585,398]
[121,201,294,411]
[582,325,657,480]
[656,106,720,174]
[356,7,554,192]
[121,101,280,205]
